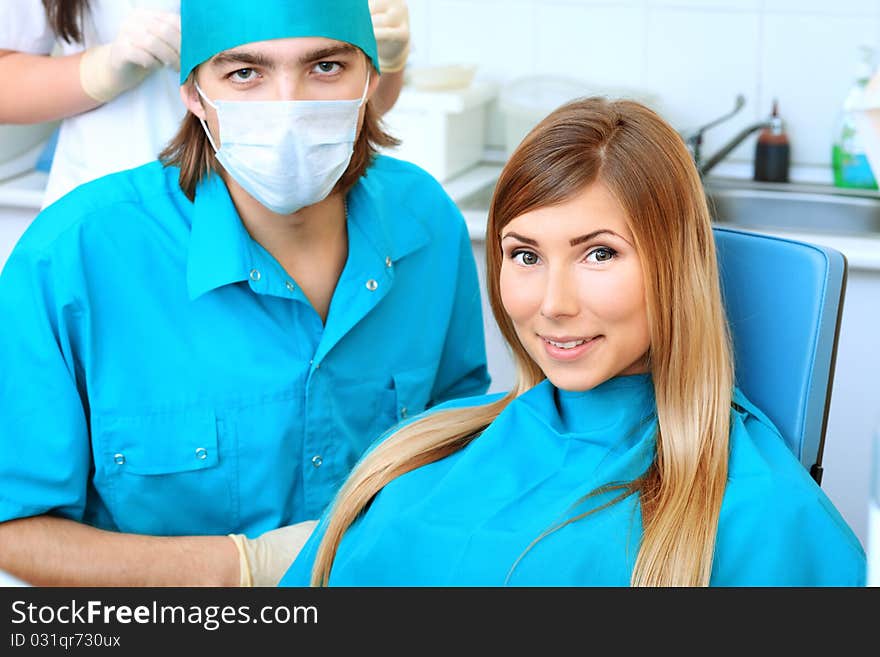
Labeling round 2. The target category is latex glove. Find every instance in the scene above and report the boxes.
[369,0,410,73]
[79,8,180,103]
[228,520,318,587]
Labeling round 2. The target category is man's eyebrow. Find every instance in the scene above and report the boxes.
[210,44,360,70]
[500,232,538,246]
[210,50,273,69]
[300,44,359,64]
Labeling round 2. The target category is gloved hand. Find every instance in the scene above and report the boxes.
[369,0,410,73]
[228,520,318,587]
[79,8,180,103]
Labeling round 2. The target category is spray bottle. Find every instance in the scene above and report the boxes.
[832,45,878,189]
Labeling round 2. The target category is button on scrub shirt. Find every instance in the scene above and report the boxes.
[0,155,490,536]
[282,374,866,586]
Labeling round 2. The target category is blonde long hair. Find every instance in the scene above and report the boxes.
[311,97,733,587]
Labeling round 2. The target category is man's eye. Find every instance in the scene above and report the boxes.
[229,68,257,82]
[314,61,342,74]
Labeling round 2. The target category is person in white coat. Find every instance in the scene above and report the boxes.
[0,0,409,209]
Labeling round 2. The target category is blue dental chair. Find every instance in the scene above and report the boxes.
[713,226,848,485]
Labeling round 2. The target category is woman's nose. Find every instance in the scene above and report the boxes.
[539,266,579,319]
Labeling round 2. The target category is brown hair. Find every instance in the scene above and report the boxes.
[159,66,399,202]
[42,0,91,44]
[486,97,733,586]
[311,96,733,587]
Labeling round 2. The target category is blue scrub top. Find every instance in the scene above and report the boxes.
[0,155,490,537]
[282,374,866,586]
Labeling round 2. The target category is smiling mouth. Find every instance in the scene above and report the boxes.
[541,335,598,349]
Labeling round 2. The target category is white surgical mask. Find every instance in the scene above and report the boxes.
[195,73,370,215]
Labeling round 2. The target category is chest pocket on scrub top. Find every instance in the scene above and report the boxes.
[392,366,436,422]
[329,366,436,464]
[93,409,235,536]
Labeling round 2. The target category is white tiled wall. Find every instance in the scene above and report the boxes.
[408,0,880,182]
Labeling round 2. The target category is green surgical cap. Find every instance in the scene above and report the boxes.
[180,0,379,84]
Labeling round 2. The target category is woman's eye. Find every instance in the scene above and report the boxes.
[586,247,617,263]
[512,250,540,266]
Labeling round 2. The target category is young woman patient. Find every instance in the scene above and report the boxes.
[279,97,866,587]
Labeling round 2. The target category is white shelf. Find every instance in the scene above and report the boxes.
[441,162,502,205]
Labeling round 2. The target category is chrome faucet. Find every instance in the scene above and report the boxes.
[683,94,772,177]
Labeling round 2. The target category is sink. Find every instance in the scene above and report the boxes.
[705,177,880,236]
[455,174,880,237]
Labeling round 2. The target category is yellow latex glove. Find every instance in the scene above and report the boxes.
[369,0,411,73]
[228,520,318,587]
[79,8,180,103]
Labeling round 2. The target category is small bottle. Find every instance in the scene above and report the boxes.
[754,99,790,183]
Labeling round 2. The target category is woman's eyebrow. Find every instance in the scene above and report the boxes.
[502,229,625,246]
[500,232,538,246]
[569,230,621,246]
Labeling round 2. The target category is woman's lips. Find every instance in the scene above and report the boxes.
[540,335,601,361]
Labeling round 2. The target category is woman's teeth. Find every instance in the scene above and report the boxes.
[546,338,586,349]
